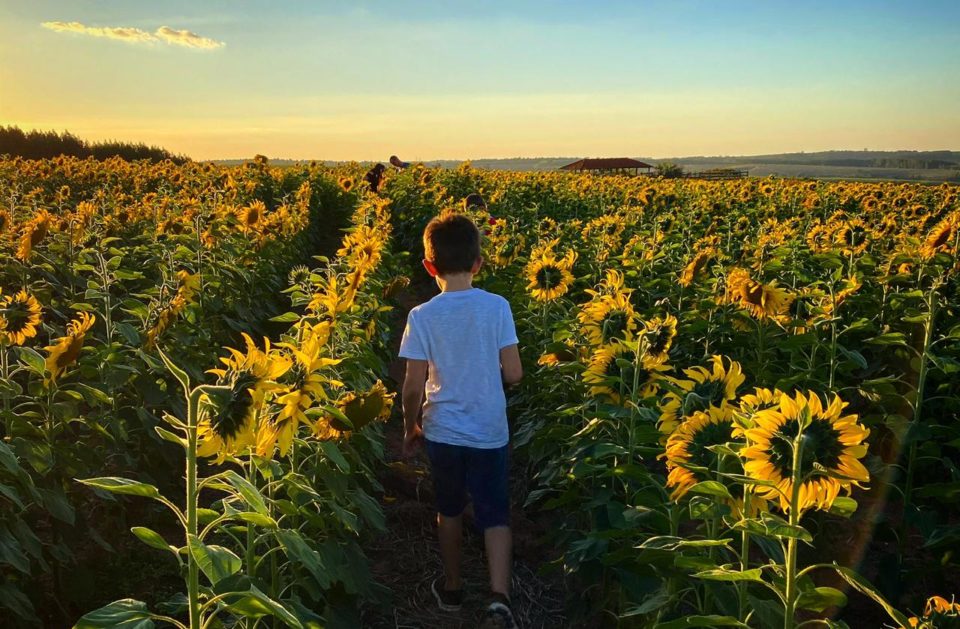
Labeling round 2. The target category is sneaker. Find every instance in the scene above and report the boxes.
[479,593,517,629]
[431,577,463,612]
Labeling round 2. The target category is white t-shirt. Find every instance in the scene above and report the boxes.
[398,287,519,448]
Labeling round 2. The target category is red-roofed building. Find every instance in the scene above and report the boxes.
[559,157,653,175]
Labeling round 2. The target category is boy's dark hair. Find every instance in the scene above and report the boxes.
[423,213,481,275]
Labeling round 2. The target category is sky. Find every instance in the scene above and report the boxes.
[1,1,959,161]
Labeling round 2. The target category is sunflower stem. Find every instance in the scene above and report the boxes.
[784,433,805,629]
[901,279,938,549]
[186,386,203,629]
[245,453,256,579]
[739,489,752,622]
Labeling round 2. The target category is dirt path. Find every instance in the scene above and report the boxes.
[360,281,568,628]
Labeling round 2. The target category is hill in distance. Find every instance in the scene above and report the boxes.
[217,150,960,183]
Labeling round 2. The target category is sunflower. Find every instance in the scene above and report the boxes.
[578,290,637,346]
[658,355,745,438]
[16,210,52,262]
[582,341,670,404]
[832,218,871,256]
[664,406,756,509]
[805,222,835,254]
[258,333,343,457]
[640,314,677,364]
[723,267,794,323]
[338,176,356,192]
[741,390,870,514]
[525,249,576,302]
[198,334,291,461]
[328,380,395,433]
[307,273,357,321]
[678,247,716,287]
[239,200,266,232]
[44,311,96,384]
[905,596,960,628]
[919,212,959,260]
[0,289,43,346]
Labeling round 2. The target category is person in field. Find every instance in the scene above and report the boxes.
[364,162,385,193]
[399,212,523,629]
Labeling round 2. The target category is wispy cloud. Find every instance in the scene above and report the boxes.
[41,21,225,50]
[154,26,224,50]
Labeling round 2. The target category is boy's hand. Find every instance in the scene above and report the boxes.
[402,424,424,459]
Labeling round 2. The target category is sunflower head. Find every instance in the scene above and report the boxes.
[44,311,96,384]
[199,334,290,460]
[0,290,43,346]
[331,381,395,432]
[641,314,677,363]
[741,390,870,514]
[658,355,745,439]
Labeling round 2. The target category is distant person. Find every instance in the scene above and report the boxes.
[399,213,522,629]
[463,192,486,211]
[390,154,410,170]
[364,163,386,193]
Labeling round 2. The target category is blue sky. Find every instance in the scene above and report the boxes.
[1,1,958,159]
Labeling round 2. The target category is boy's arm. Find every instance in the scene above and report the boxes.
[500,344,523,386]
[401,358,428,457]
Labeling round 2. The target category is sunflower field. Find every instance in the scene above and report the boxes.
[1,155,958,628]
[383,164,960,628]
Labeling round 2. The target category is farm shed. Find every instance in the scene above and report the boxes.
[559,157,654,175]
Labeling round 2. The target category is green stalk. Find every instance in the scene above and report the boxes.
[186,388,203,629]
[1,344,10,436]
[902,282,938,534]
[784,434,805,629]
[739,490,752,622]
[246,454,257,578]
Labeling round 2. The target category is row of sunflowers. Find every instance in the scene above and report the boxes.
[381,163,959,628]
[0,156,402,627]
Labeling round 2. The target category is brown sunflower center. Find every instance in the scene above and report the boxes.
[681,379,726,416]
[209,370,259,441]
[536,265,563,290]
[767,418,844,477]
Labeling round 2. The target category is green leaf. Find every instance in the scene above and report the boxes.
[828,496,858,518]
[796,586,848,612]
[268,312,301,323]
[187,534,241,585]
[319,441,351,473]
[235,512,279,529]
[38,487,76,524]
[831,564,910,627]
[224,585,302,627]
[222,470,269,516]
[694,567,765,582]
[14,347,46,375]
[130,527,175,554]
[79,477,160,499]
[154,426,186,447]
[73,599,155,628]
[656,615,750,628]
[0,582,37,622]
[866,332,908,347]
[156,347,190,393]
[275,529,331,589]
[688,480,733,500]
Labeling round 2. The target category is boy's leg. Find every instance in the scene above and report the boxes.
[424,440,468,591]
[484,525,512,597]
[465,444,512,598]
[438,513,463,590]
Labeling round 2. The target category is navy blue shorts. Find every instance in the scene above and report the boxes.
[424,439,510,530]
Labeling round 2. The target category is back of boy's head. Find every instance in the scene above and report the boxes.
[423,213,481,275]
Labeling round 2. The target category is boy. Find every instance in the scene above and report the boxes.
[399,213,523,629]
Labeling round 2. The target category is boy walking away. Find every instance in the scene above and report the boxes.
[399,213,523,628]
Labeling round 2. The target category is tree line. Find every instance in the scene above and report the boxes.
[0,126,189,164]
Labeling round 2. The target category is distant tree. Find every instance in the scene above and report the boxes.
[0,125,189,163]
[656,161,685,178]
